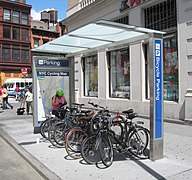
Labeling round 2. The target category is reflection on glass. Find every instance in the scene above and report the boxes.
[163,36,178,101]
[84,55,98,97]
[110,49,130,98]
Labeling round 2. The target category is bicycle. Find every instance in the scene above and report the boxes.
[80,102,124,165]
[40,104,68,140]
[52,103,90,149]
[81,109,149,167]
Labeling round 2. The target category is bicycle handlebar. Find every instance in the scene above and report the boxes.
[88,101,106,110]
[88,101,98,108]
[72,103,85,107]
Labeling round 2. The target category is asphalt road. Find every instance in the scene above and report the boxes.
[0,136,45,180]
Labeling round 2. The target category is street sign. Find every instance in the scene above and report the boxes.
[21,68,28,77]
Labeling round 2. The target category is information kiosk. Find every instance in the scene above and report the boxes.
[32,56,74,133]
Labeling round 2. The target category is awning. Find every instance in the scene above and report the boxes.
[32,20,165,56]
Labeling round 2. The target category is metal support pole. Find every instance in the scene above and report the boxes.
[149,33,164,160]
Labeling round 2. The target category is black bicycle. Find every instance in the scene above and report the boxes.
[81,110,149,167]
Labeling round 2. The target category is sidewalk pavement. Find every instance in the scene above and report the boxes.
[0,97,192,180]
[0,135,46,180]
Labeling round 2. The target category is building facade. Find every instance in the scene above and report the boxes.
[31,20,61,49]
[0,0,31,84]
[61,0,192,121]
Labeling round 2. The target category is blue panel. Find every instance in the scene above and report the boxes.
[36,59,69,67]
[37,71,69,76]
[154,39,163,139]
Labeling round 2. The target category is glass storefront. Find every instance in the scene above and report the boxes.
[144,0,178,102]
[83,55,98,97]
[109,49,130,98]
[163,36,178,101]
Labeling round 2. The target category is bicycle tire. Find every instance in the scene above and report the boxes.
[53,121,72,147]
[52,122,66,147]
[40,119,49,138]
[110,120,124,143]
[65,127,84,159]
[40,117,56,139]
[48,121,64,147]
[128,127,149,159]
[99,134,113,167]
[89,114,101,134]
[81,134,101,164]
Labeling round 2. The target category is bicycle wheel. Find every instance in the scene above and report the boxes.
[53,121,72,147]
[48,121,64,147]
[65,127,85,159]
[110,120,124,143]
[128,127,149,159]
[99,135,113,167]
[81,134,101,164]
[40,117,56,139]
[90,114,100,134]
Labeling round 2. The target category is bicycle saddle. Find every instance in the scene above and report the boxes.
[122,109,134,114]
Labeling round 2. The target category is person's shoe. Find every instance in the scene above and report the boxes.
[11,106,13,109]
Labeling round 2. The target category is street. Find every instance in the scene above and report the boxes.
[0,98,192,180]
[0,136,45,180]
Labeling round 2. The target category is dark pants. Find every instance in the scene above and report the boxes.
[26,101,33,114]
[52,110,60,118]
[3,96,13,109]
[2,97,7,109]
[5,96,13,109]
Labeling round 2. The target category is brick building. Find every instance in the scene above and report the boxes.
[31,20,60,49]
[0,0,31,84]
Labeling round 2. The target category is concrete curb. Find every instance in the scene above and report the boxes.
[0,127,62,180]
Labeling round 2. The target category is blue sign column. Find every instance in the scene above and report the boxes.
[149,34,164,160]
[154,39,163,139]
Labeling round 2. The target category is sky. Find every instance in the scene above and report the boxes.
[26,0,68,21]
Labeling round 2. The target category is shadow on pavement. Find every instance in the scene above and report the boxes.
[18,141,37,146]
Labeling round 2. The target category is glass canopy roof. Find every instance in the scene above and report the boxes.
[32,20,165,55]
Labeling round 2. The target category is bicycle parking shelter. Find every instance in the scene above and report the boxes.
[32,20,165,160]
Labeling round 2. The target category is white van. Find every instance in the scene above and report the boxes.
[4,78,32,96]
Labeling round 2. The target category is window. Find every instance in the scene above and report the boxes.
[20,82,25,88]
[109,49,130,98]
[3,9,11,22]
[3,26,11,39]
[22,48,29,63]
[13,11,20,23]
[21,29,29,41]
[144,0,177,31]
[13,27,20,40]
[144,0,178,102]
[12,46,20,62]
[114,15,129,25]
[43,39,49,44]
[22,13,28,25]
[34,38,39,48]
[83,55,98,97]
[163,36,178,101]
[2,45,10,61]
